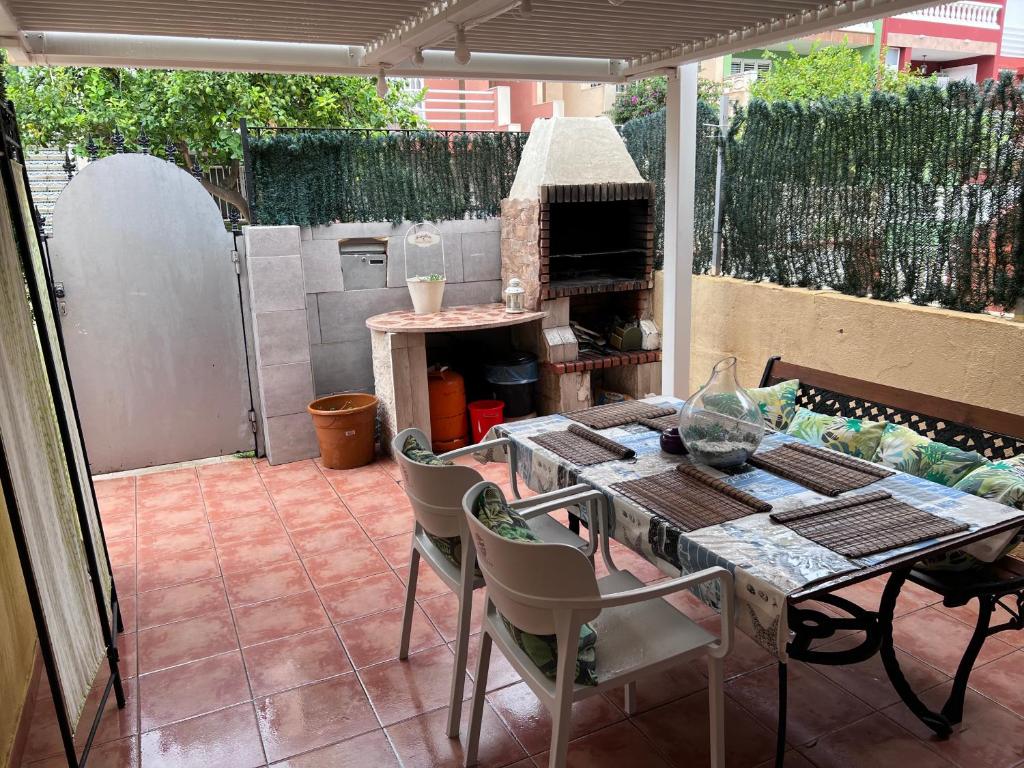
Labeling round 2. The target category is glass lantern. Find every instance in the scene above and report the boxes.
[504,278,525,314]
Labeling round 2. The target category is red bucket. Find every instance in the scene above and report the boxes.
[468,400,505,443]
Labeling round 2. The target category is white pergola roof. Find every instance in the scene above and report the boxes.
[0,0,945,398]
[4,0,941,81]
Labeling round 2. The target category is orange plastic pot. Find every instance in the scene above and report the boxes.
[307,393,379,470]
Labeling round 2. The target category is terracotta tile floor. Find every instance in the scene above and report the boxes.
[20,455,1024,768]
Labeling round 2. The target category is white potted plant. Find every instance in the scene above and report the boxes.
[404,222,447,314]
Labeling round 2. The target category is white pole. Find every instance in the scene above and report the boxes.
[661,63,698,399]
[710,92,729,276]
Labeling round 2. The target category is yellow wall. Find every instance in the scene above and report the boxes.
[0,491,36,767]
[656,273,1024,412]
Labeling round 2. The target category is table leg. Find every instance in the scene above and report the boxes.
[877,569,953,737]
[775,661,787,768]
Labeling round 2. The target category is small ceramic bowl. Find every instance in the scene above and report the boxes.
[660,427,687,455]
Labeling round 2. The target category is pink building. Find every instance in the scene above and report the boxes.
[409,78,616,131]
[883,1,1024,82]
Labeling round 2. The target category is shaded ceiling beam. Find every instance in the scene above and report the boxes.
[360,0,520,68]
[7,31,625,82]
[624,0,945,77]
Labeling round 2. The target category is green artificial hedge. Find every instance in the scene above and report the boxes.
[723,74,1024,312]
[249,129,528,225]
[621,102,718,270]
[248,75,1024,313]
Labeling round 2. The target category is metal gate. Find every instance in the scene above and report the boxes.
[48,153,254,472]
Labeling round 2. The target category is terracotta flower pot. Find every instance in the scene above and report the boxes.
[307,393,378,470]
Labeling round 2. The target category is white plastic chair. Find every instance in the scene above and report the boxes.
[392,427,600,739]
[461,480,733,768]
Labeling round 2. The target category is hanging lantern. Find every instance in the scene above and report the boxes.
[504,278,525,314]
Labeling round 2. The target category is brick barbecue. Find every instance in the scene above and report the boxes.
[500,117,661,413]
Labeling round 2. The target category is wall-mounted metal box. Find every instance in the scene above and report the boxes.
[339,236,387,290]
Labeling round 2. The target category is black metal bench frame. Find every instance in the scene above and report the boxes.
[759,355,1024,766]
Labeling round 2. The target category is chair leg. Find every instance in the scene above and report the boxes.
[464,631,492,768]
[398,547,420,661]
[549,685,575,768]
[941,596,995,725]
[708,656,725,768]
[446,568,476,738]
[623,681,638,716]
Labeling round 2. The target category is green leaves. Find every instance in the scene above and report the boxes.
[749,43,931,104]
[610,76,722,124]
[6,64,425,167]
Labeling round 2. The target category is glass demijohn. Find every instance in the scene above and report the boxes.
[678,356,764,468]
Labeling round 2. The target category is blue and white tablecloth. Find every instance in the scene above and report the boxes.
[484,397,1024,659]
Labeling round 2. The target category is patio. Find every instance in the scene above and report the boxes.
[17,454,1024,768]
[2,2,1024,768]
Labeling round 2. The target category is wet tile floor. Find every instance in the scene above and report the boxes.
[19,455,1024,767]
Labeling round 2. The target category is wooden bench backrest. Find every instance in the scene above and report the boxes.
[760,356,1024,462]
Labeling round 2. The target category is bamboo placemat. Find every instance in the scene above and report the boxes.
[532,423,635,466]
[637,413,680,432]
[748,442,894,497]
[771,490,969,558]
[612,464,771,532]
[566,401,678,430]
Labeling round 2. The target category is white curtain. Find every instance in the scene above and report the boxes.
[13,165,113,628]
[0,168,104,732]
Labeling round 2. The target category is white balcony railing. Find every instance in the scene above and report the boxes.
[896,1,1001,29]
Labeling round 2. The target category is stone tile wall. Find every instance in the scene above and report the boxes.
[300,219,502,397]
[244,226,318,465]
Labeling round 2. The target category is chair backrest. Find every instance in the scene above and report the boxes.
[760,355,1024,461]
[461,481,600,635]
[392,427,484,539]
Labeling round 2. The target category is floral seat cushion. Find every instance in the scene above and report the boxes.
[746,378,799,431]
[784,407,886,460]
[400,435,476,573]
[873,423,989,487]
[472,486,598,686]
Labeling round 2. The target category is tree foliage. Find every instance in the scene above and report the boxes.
[5,63,425,215]
[609,76,723,123]
[749,43,930,103]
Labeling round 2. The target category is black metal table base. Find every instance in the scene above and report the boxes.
[776,569,950,767]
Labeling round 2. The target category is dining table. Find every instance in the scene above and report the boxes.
[480,396,1024,767]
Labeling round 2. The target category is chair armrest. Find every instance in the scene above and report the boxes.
[560,566,735,657]
[440,437,523,499]
[510,487,604,522]
[507,483,593,511]
[439,437,510,462]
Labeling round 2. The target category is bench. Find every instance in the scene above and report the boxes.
[759,355,1024,737]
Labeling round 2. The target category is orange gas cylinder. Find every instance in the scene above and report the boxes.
[428,368,468,448]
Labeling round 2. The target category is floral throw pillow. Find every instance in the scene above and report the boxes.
[874,423,989,487]
[919,456,1024,572]
[472,486,598,686]
[952,456,1024,510]
[784,407,886,459]
[746,379,799,431]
